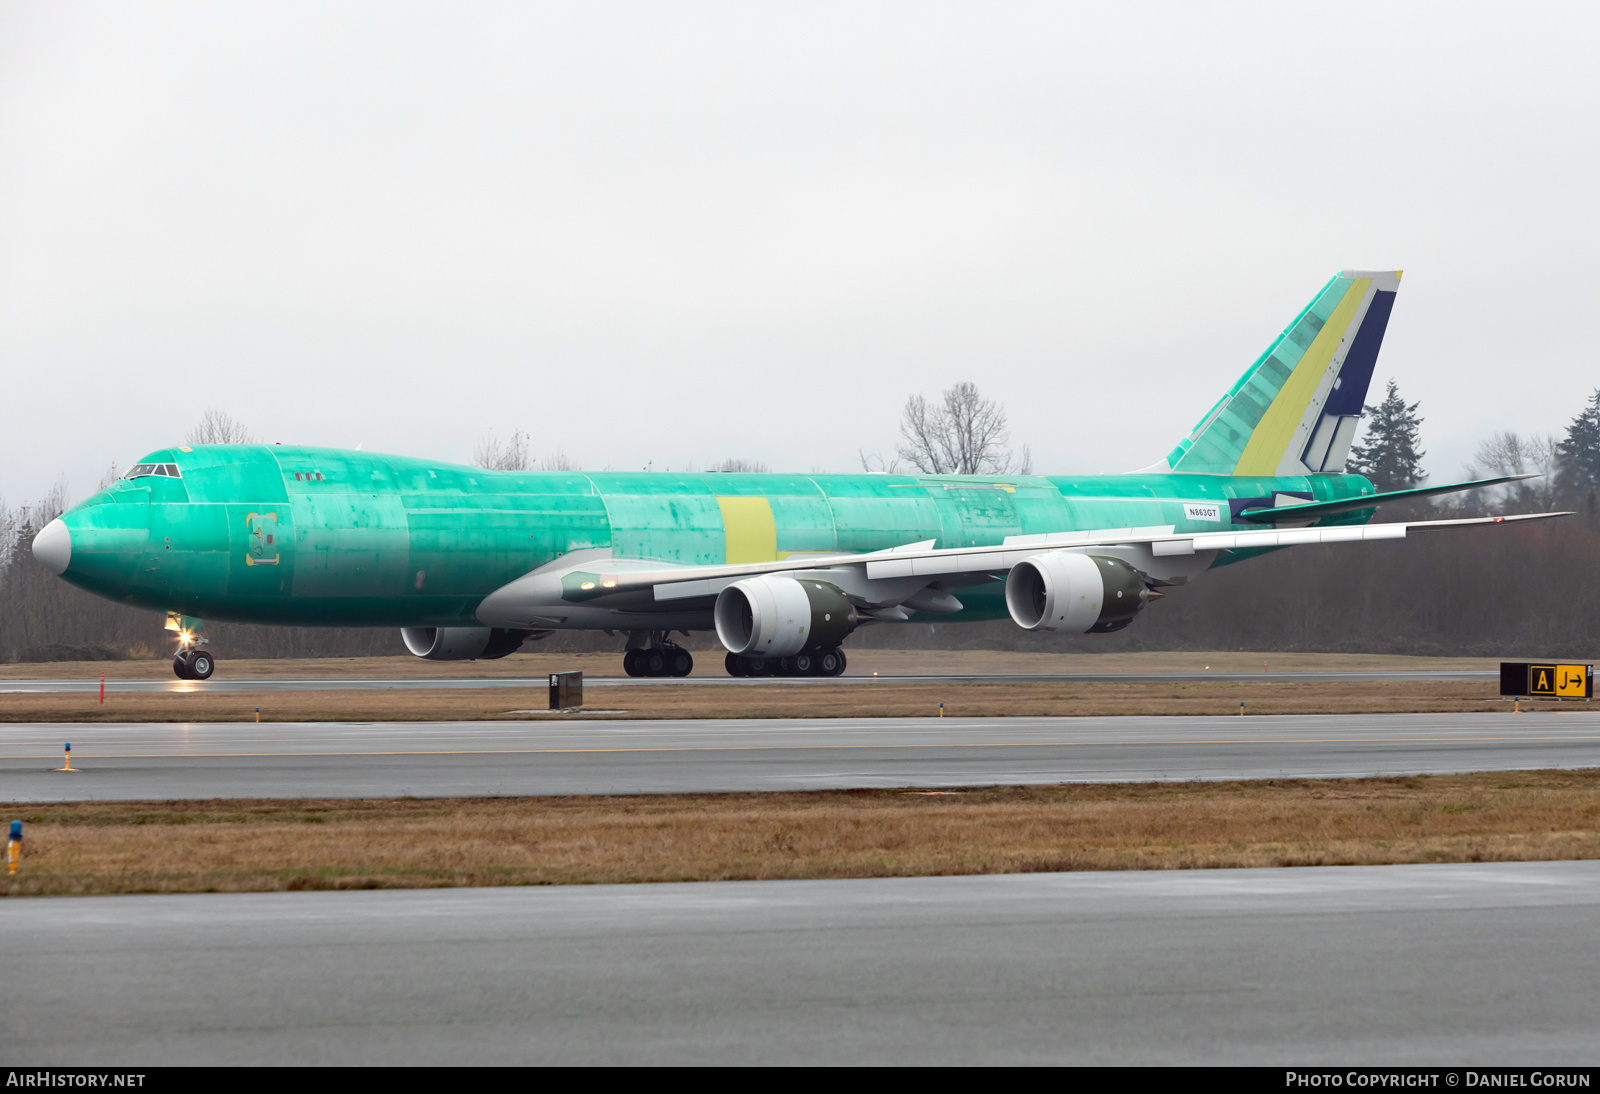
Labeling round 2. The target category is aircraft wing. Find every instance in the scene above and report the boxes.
[549,510,1570,604]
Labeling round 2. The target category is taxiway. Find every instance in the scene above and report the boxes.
[3,861,1597,1064]
[3,711,1596,801]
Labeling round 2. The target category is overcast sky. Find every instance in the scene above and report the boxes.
[2,2,1596,506]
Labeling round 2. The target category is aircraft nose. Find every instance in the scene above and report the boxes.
[32,518,72,575]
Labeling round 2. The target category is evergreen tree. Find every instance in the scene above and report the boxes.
[1346,379,1427,491]
[1556,388,1600,505]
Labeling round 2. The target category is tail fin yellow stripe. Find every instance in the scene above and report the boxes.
[1233,278,1370,475]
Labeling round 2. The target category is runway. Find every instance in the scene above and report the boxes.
[3,712,1596,801]
[4,861,1597,1064]
[0,669,1499,692]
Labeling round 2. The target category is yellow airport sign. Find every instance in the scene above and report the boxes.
[1556,665,1590,697]
[1501,662,1593,699]
[1529,665,1557,696]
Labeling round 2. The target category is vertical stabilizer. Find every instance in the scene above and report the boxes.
[1159,270,1401,476]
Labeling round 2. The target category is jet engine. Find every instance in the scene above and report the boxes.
[714,576,856,658]
[400,626,535,660]
[1004,551,1150,634]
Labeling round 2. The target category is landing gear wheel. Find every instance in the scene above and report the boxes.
[173,648,214,680]
[724,652,745,677]
[666,648,694,677]
[623,649,644,677]
[776,656,798,677]
[739,655,767,677]
[818,647,846,677]
[794,652,816,676]
[641,649,667,677]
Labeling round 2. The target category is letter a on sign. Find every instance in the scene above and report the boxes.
[1530,665,1557,696]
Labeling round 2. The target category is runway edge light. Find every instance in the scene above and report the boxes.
[7,820,19,877]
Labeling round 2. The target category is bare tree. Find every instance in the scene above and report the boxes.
[1473,430,1560,507]
[472,429,531,471]
[898,394,948,473]
[541,448,580,472]
[27,480,67,529]
[0,481,63,573]
[713,457,769,473]
[896,382,1025,475]
[1476,431,1530,477]
[856,448,902,474]
[187,409,258,446]
[0,497,13,574]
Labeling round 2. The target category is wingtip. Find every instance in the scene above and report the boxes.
[1499,511,1575,522]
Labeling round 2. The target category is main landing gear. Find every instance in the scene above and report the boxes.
[622,632,694,678]
[173,646,215,680]
[725,648,847,677]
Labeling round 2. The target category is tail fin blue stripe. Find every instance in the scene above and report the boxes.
[1322,289,1396,417]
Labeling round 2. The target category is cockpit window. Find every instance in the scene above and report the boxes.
[123,463,182,479]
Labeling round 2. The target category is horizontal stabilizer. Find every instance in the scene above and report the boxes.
[1236,474,1539,524]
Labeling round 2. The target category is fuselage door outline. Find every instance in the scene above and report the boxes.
[245,512,280,566]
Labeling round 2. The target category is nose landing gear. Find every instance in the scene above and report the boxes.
[167,613,213,680]
[173,647,215,680]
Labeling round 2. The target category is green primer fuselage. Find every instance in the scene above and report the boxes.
[56,445,1378,629]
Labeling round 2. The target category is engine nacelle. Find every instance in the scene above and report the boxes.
[400,626,534,660]
[714,576,856,658]
[1004,551,1149,634]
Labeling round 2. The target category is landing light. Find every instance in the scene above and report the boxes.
[580,581,596,591]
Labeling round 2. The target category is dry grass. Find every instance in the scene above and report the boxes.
[4,770,1600,896]
[0,648,1509,680]
[0,679,1561,722]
